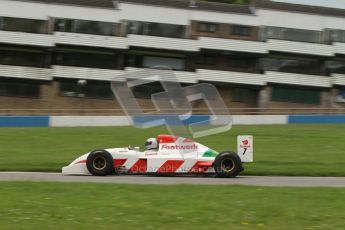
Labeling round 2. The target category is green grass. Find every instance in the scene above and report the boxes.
[0,181,344,230]
[0,125,345,176]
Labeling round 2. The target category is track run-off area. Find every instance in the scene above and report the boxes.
[0,172,345,187]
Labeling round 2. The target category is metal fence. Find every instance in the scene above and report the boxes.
[0,107,344,116]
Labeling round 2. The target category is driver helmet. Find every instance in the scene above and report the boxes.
[145,137,158,150]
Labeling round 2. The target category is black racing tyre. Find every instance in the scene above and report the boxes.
[86,150,114,176]
[214,151,242,178]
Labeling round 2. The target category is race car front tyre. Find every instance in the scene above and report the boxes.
[86,150,114,176]
[214,151,242,178]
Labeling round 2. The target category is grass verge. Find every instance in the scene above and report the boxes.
[0,124,344,176]
[0,181,344,230]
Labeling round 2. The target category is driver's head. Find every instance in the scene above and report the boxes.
[145,137,158,150]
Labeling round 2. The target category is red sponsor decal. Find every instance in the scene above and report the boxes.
[157,160,184,173]
[145,151,158,156]
[157,134,177,144]
[240,139,251,148]
[128,159,147,173]
[160,144,198,150]
[188,161,213,173]
[114,159,127,168]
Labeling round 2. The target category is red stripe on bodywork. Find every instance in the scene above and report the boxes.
[128,159,147,173]
[189,161,213,173]
[157,135,177,144]
[157,160,184,173]
[114,159,127,168]
[74,160,86,165]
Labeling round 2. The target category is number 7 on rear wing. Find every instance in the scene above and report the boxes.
[237,135,253,163]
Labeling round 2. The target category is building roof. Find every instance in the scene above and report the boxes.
[12,0,345,17]
[18,0,252,14]
[122,0,252,14]
[256,0,345,17]
[18,0,115,8]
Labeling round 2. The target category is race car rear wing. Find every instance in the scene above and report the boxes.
[237,135,253,163]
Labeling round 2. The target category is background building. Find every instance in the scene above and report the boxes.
[0,0,345,115]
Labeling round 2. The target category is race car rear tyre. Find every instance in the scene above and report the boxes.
[214,151,242,178]
[86,150,114,176]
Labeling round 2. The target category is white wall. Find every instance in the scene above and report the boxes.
[48,4,120,22]
[1,0,345,30]
[0,0,120,22]
[120,3,190,25]
[257,9,345,30]
[121,3,259,26]
[50,116,131,127]
[323,16,345,30]
[232,115,288,125]
[0,0,48,19]
[190,10,259,26]
[50,115,288,127]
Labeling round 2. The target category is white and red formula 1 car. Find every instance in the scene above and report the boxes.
[62,134,253,178]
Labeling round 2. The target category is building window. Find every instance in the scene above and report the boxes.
[126,21,186,38]
[54,18,117,36]
[0,17,47,34]
[233,88,247,102]
[196,55,217,65]
[271,87,321,104]
[0,78,40,98]
[326,60,345,74]
[228,57,256,69]
[132,82,164,99]
[147,23,186,38]
[53,51,118,69]
[198,23,218,33]
[336,90,345,103]
[0,49,45,68]
[74,20,117,36]
[231,25,252,37]
[328,29,345,43]
[263,26,321,43]
[260,57,321,75]
[58,79,113,99]
[232,88,257,103]
[54,19,73,33]
[142,56,185,70]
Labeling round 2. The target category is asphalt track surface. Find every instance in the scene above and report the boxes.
[0,172,345,187]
